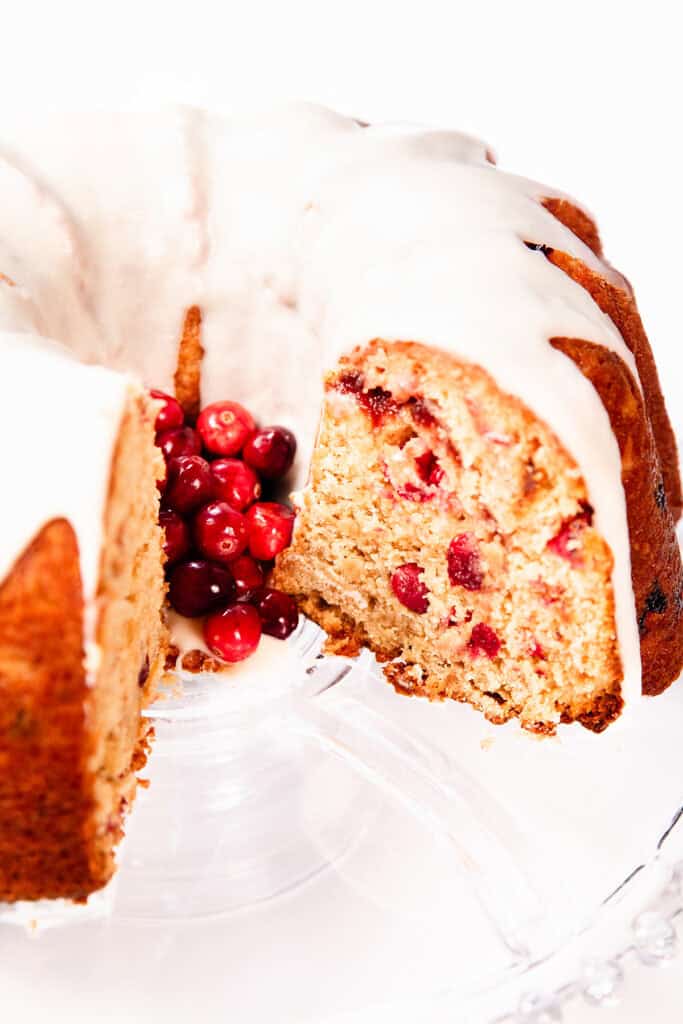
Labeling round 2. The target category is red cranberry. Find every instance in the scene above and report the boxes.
[210,458,262,511]
[254,588,299,639]
[468,623,501,659]
[390,563,429,614]
[230,555,265,602]
[246,502,295,560]
[168,559,236,618]
[336,373,398,426]
[447,534,484,591]
[529,639,546,660]
[243,426,297,479]
[150,389,184,434]
[204,603,262,662]
[157,426,202,464]
[196,401,256,456]
[194,501,249,563]
[444,606,458,628]
[547,509,591,566]
[414,449,444,487]
[159,508,191,566]
[165,455,214,514]
[396,482,432,503]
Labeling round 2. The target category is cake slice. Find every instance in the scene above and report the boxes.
[274,206,683,734]
[0,337,167,902]
[275,332,681,733]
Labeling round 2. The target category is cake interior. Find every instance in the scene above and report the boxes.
[0,390,167,900]
[85,391,168,885]
[274,340,624,734]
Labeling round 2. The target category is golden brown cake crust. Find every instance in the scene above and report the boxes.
[549,337,683,696]
[533,199,683,695]
[542,197,603,257]
[0,519,100,902]
[174,304,204,420]
[551,250,682,522]
[540,199,682,520]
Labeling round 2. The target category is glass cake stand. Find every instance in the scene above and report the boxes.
[1,614,682,1024]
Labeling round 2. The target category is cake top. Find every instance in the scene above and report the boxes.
[0,332,132,623]
[0,104,641,703]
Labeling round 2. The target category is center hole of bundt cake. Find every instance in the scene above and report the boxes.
[153,390,303,670]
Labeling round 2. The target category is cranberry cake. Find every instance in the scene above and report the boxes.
[0,336,167,901]
[0,104,681,902]
[275,326,680,733]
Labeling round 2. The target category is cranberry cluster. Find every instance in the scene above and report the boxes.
[390,534,503,661]
[151,389,299,664]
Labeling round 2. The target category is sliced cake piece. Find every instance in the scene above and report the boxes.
[273,337,679,735]
[0,338,167,902]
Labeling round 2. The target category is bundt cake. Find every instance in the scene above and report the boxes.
[0,104,681,903]
[0,335,166,901]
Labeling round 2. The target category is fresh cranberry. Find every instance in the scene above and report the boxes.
[230,555,265,602]
[204,603,262,662]
[157,426,202,464]
[243,426,297,479]
[165,455,214,514]
[390,563,429,614]
[210,458,262,511]
[196,401,256,456]
[254,588,299,639]
[150,388,184,434]
[194,501,249,563]
[447,534,484,591]
[168,559,236,617]
[246,502,295,560]
[468,623,501,659]
[159,508,191,566]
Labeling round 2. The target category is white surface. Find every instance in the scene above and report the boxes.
[0,2,681,1021]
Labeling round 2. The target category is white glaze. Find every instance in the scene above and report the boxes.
[0,104,642,710]
[0,332,133,673]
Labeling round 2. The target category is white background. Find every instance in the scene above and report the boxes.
[2,0,680,436]
[1,1,682,1019]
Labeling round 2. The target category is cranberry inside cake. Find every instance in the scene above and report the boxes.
[274,340,624,734]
